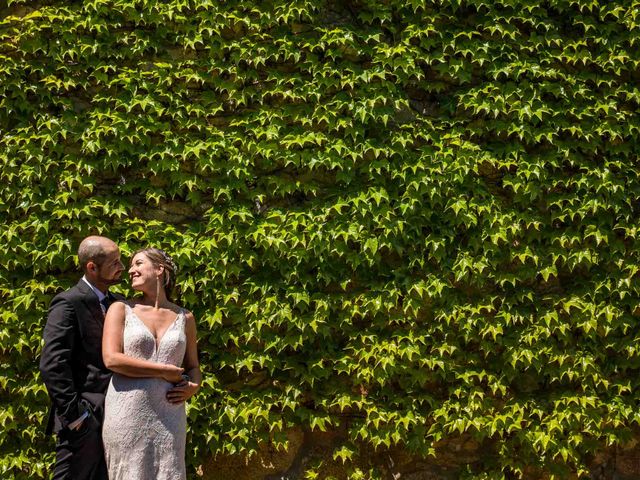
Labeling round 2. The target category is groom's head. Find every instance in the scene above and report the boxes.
[78,236,124,292]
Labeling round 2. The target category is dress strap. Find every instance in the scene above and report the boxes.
[179,308,187,330]
[122,302,135,324]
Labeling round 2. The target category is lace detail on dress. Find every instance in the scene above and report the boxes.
[103,303,187,480]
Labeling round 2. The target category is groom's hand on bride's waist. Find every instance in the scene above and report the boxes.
[166,378,199,404]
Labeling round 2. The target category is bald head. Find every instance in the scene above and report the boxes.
[78,236,118,273]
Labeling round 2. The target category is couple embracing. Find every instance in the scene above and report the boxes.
[39,236,202,479]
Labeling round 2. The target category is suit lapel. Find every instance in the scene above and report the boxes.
[76,279,105,326]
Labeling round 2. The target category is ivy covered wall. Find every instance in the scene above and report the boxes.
[1,0,640,478]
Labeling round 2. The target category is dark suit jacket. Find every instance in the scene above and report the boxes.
[39,279,122,434]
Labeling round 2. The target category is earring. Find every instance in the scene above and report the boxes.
[155,275,161,309]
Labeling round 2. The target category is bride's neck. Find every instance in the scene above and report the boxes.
[140,290,169,310]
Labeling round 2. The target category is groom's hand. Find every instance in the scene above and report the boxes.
[166,380,198,404]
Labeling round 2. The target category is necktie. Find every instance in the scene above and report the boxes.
[100,295,111,314]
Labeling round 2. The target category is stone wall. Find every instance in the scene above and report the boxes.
[198,429,640,480]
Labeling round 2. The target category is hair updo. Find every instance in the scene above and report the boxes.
[133,247,177,299]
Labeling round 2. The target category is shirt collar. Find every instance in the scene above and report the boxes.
[82,276,107,302]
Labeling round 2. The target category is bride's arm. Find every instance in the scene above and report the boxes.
[167,311,201,404]
[102,302,183,382]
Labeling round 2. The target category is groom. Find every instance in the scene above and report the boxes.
[40,236,124,480]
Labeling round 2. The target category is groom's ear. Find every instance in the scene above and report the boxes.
[86,261,97,273]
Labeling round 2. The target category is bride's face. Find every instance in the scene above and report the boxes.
[129,252,163,291]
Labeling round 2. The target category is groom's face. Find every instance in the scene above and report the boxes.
[96,247,124,286]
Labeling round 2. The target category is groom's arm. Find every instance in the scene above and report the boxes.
[39,296,80,430]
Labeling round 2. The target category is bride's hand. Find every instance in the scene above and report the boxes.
[166,379,199,404]
[161,365,184,383]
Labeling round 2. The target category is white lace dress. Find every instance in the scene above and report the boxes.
[102,303,187,480]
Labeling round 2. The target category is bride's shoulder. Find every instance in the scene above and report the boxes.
[112,300,139,314]
[172,303,195,321]
[104,300,127,319]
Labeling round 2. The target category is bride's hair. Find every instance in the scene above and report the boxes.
[133,247,177,299]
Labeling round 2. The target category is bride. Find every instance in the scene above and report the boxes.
[102,248,201,480]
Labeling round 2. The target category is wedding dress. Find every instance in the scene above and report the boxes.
[102,303,187,479]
